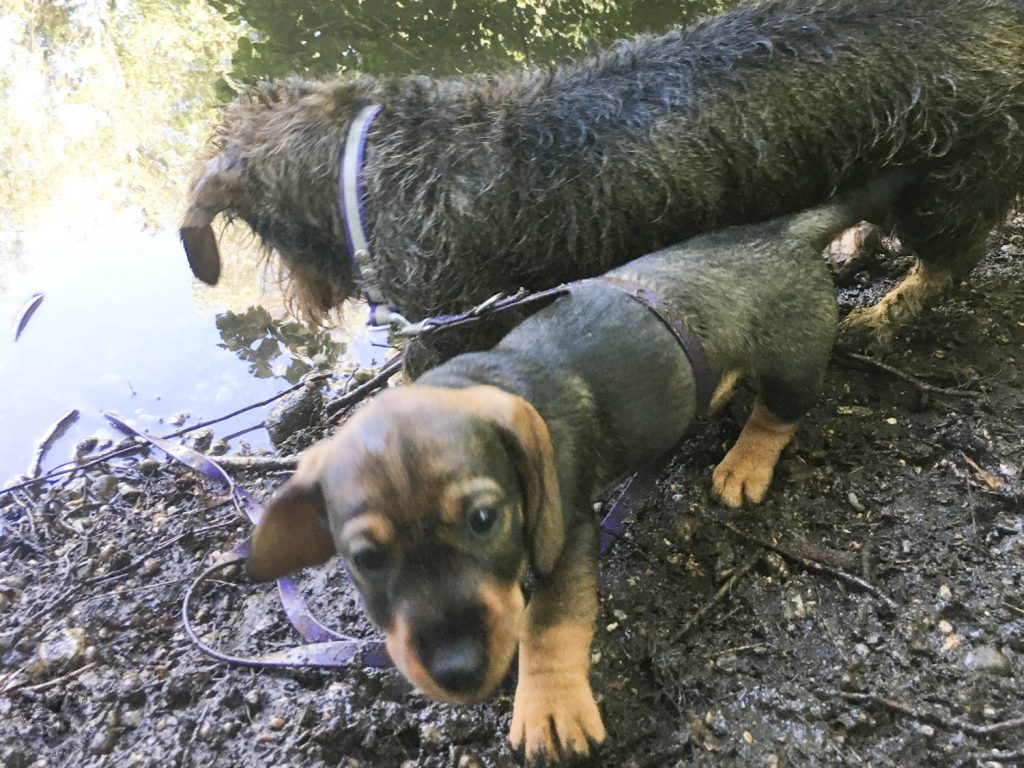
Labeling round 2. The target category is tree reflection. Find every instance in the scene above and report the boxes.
[215,305,346,382]
[209,0,734,88]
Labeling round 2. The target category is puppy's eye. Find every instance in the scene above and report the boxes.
[467,505,502,538]
[351,545,387,574]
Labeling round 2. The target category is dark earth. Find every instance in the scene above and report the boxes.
[2,217,1022,767]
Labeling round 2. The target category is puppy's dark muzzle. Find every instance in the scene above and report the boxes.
[414,608,490,696]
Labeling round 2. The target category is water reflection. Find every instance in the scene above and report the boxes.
[216,305,346,382]
[1,0,737,482]
[213,0,733,85]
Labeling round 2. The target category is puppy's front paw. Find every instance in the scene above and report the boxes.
[712,449,774,508]
[509,673,605,763]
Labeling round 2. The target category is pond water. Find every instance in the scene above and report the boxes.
[0,0,733,483]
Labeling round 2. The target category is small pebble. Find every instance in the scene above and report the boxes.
[94,475,119,501]
[74,437,99,459]
[88,727,119,755]
[938,584,953,600]
[190,429,214,453]
[118,484,144,501]
[209,439,230,456]
[847,491,866,512]
[138,458,160,475]
[141,558,162,577]
[222,720,240,737]
[965,646,1012,676]
[269,715,286,730]
[937,620,953,634]
[420,724,444,746]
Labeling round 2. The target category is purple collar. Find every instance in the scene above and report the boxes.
[338,104,408,326]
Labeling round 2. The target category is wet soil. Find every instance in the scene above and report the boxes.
[2,217,1022,768]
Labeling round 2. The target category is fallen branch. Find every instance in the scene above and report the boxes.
[841,691,1024,738]
[716,520,898,611]
[200,455,299,472]
[325,358,404,422]
[2,661,97,697]
[840,352,980,398]
[27,409,80,479]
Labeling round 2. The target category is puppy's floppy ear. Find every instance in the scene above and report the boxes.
[180,151,244,285]
[247,441,337,581]
[472,387,565,577]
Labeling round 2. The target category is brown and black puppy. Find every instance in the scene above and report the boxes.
[246,174,908,762]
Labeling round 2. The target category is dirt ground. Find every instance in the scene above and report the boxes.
[1,216,1022,768]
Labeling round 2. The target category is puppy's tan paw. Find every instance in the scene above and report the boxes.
[509,674,605,762]
[712,451,774,508]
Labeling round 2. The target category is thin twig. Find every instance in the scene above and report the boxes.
[325,358,404,421]
[670,549,764,643]
[28,410,80,479]
[0,372,337,497]
[840,352,980,397]
[2,662,98,697]
[841,691,1024,738]
[717,520,898,611]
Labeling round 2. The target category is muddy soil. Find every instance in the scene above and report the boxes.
[1,218,1022,768]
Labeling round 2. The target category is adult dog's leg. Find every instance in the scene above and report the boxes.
[841,149,1018,344]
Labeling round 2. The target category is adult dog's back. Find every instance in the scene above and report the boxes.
[183,0,1024,335]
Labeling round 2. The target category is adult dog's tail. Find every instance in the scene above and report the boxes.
[789,170,917,251]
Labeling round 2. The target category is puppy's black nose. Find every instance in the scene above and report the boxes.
[420,635,488,695]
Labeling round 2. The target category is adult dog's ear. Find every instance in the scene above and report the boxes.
[247,441,337,581]
[467,387,566,577]
[179,151,244,285]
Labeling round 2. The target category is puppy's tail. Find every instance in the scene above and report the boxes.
[788,169,916,251]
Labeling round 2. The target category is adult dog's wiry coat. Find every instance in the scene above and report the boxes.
[182,0,1024,329]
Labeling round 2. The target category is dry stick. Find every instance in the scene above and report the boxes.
[205,455,300,472]
[841,352,981,398]
[27,409,80,479]
[716,520,899,611]
[2,661,98,697]
[325,357,405,422]
[670,549,764,644]
[0,371,342,496]
[841,692,1024,738]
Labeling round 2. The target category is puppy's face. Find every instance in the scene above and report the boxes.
[247,385,566,703]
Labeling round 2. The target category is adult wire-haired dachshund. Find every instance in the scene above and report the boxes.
[184,0,1024,358]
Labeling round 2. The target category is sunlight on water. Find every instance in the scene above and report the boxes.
[0,0,729,482]
[0,0,380,481]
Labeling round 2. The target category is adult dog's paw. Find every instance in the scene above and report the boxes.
[509,673,605,763]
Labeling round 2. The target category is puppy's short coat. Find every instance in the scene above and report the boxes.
[247,175,908,762]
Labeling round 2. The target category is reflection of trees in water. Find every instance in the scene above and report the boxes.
[210,0,735,88]
[0,0,236,231]
[216,305,346,383]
